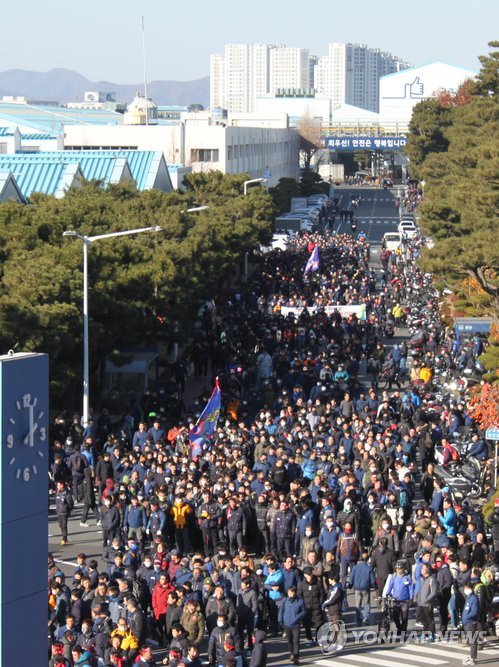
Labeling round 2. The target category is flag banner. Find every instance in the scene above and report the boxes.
[280,304,366,320]
[304,245,320,276]
[189,378,221,459]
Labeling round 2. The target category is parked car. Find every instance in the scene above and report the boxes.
[398,220,418,238]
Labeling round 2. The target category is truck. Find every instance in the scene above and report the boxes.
[290,197,309,212]
[329,163,344,184]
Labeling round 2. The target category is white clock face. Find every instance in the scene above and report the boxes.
[6,393,46,482]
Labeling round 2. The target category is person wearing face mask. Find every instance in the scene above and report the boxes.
[318,515,339,556]
[299,526,319,566]
[207,613,242,667]
[373,518,400,557]
[461,581,479,665]
[400,522,420,568]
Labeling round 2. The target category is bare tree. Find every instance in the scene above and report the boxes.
[297,113,324,173]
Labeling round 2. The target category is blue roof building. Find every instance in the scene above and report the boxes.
[0,150,172,201]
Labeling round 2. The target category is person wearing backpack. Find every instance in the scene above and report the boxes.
[55,481,74,545]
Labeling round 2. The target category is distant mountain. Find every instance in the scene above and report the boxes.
[0,68,209,107]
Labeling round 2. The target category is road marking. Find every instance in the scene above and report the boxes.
[317,653,445,667]
[54,558,79,567]
[402,645,468,660]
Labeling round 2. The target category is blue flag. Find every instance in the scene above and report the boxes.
[189,378,221,459]
[304,245,320,276]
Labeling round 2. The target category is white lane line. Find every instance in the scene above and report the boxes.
[353,650,446,665]
[403,644,468,659]
[54,558,78,567]
[317,653,446,667]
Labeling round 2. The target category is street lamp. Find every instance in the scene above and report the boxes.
[181,206,210,213]
[63,225,162,426]
[243,178,267,195]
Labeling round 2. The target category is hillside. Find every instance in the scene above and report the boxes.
[0,68,209,107]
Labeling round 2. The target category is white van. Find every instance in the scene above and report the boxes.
[382,232,401,251]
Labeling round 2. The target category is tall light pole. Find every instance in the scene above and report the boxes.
[243,178,267,195]
[63,225,162,426]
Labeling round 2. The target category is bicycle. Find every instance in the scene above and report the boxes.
[376,596,396,636]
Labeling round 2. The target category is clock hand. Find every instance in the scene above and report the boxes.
[24,405,36,446]
[24,423,38,446]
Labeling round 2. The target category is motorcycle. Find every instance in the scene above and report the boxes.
[434,455,484,499]
[384,319,395,338]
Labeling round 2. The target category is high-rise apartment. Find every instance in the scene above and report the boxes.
[314,43,410,112]
[210,43,272,114]
[270,46,311,93]
[211,43,315,112]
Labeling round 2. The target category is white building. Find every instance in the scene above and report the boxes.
[379,61,476,124]
[315,43,410,112]
[210,54,225,110]
[212,43,273,114]
[211,43,317,113]
[270,47,310,93]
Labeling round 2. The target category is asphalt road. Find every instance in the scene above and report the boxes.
[334,185,401,243]
[48,188,498,666]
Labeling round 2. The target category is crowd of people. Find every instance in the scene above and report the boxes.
[48,222,498,667]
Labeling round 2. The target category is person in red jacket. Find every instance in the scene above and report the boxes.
[151,572,174,643]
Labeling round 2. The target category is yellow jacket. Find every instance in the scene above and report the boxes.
[110,628,139,650]
[392,304,404,319]
[419,366,432,384]
[171,502,191,528]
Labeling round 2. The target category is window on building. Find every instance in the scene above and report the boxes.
[190,148,220,162]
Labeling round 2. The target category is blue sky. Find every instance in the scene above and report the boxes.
[0,0,496,83]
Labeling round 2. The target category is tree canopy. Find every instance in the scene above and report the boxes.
[407,41,499,310]
[0,172,274,408]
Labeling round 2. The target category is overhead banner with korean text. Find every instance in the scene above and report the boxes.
[325,136,407,151]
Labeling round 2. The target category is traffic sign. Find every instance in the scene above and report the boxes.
[485,426,499,441]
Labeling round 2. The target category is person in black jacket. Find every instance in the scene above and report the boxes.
[101,494,121,549]
[226,498,245,555]
[237,578,259,649]
[275,500,296,558]
[249,629,267,667]
[95,451,114,495]
[80,466,99,527]
[197,491,222,557]
[298,567,324,646]
[435,556,452,633]
[55,481,74,546]
[370,538,394,598]
[207,614,242,667]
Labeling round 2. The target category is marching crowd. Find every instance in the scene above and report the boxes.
[48,228,499,667]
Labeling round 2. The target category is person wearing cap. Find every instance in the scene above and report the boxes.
[384,561,413,635]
